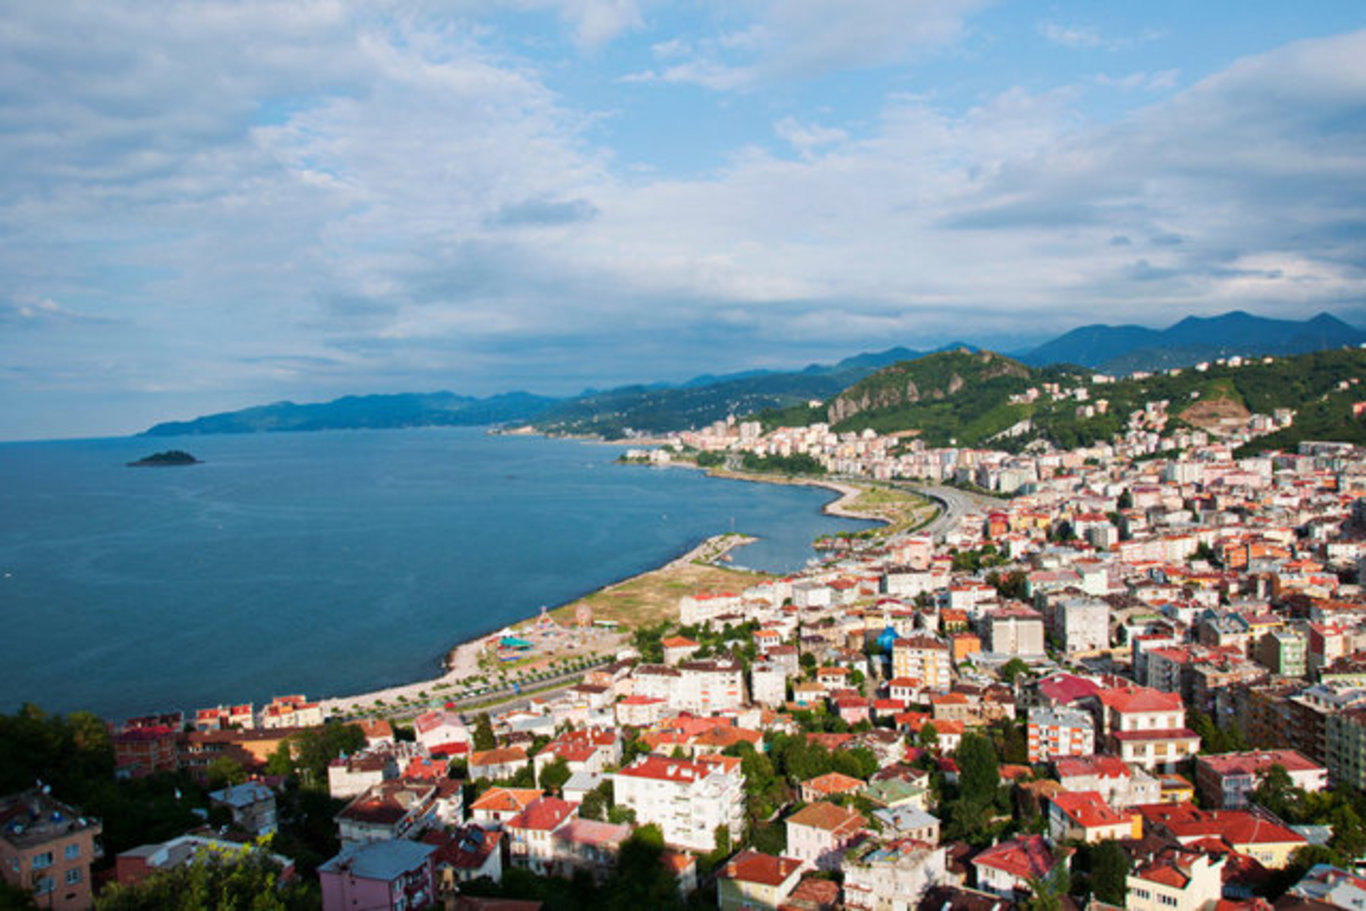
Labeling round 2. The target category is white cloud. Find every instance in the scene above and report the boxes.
[627,0,987,90]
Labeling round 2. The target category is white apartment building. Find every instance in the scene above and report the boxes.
[844,840,947,911]
[610,755,744,852]
[676,660,747,714]
[1026,707,1095,764]
[892,636,952,693]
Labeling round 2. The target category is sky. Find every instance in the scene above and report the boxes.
[2,1,1365,440]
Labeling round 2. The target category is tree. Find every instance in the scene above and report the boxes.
[539,757,572,794]
[580,780,613,821]
[291,724,365,788]
[600,825,682,910]
[96,848,315,910]
[1252,764,1299,820]
[265,743,295,778]
[1090,841,1130,905]
[206,756,246,789]
[918,722,939,749]
[473,713,497,752]
[1023,865,1071,911]
[956,732,1001,805]
[999,658,1031,685]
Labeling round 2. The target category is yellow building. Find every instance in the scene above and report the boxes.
[717,850,803,911]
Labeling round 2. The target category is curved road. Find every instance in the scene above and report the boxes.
[892,482,1002,542]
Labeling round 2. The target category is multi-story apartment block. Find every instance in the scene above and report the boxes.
[1026,707,1095,763]
[784,802,865,871]
[1194,750,1326,808]
[986,606,1046,658]
[1097,686,1200,770]
[892,635,952,693]
[1056,598,1110,655]
[0,791,101,911]
[843,839,947,911]
[611,755,744,852]
[1126,849,1224,911]
[676,659,746,714]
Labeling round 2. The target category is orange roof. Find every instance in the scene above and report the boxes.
[1098,685,1184,714]
[470,787,543,813]
[802,771,864,795]
[786,801,865,834]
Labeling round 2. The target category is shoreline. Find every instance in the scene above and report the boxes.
[318,471,893,721]
[317,531,762,720]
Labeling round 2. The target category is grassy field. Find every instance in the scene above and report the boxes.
[546,547,771,629]
[841,484,938,534]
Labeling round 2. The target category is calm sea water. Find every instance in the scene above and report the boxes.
[0,428,873,720]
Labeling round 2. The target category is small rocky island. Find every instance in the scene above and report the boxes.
[127,449,202,467]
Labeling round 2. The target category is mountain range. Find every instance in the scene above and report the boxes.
[141,311,1364,438]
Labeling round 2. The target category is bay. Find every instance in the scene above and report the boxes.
[0,427,874,721]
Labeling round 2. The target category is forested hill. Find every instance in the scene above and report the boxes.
[757,347,1366,454]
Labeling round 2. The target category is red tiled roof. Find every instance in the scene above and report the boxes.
[972,835,1056,880]
[786,801,865,834]
[720,850,802,886]
[1098,686,1184,714]
[508,796,577,832]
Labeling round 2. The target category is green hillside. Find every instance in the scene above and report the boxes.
[755,346,1366,453]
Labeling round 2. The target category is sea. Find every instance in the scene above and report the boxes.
[0,427,876,721]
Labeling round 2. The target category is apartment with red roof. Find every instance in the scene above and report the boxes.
[1097,686,1200,770]
[717,850,804,911]
[1046,791,1141,843]
[610,755,743,852]
[1195,750,1326,809]
[1126,848,1224,911]
[505,797,577,876]
[784,802,866,871]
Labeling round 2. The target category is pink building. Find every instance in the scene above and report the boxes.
[319,840,437,911]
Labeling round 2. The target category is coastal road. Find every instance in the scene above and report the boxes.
[891,482,1001,542]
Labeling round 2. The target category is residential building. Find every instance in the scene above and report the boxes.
[505,797,577,875]
[717,850,804,911]
[115,833,294,888]
[1026,707,1095,763]
[319,839,437,911]
[784,802,866,871]
[335,781,438,844]
[971,835,1060,898]
[986,606,1046,658]
[1125,848,1223,911]
[1098,686,1200,770]
[0,790,102,911]
[468,788,543,829]
[208,781,278,836]
[892,636,952,693]
[611,755,744,852]
[844,838,947,911]
[1046,791,1141,843]
[1194,750,1327,808]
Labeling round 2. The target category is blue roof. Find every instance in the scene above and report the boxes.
[319,840,436,881]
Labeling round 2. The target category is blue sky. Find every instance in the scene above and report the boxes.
[2,0,1365,440]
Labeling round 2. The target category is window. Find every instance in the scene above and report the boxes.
[65,868,82,885]
[1160,894,1178,906]
[34,876,54,894]
[64,843,81,861]
[31,852,53,870]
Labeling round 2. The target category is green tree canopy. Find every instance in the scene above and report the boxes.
[96,849,314,911]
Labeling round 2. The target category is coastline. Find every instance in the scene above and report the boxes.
[317,531,762,720]
[318,470,896,721]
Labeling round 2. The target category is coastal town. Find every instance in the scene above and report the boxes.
[12,359,1366,911]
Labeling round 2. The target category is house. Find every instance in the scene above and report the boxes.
[329,752,398,799]
[1055,755,1159,808]
[319,839,438,911]
[505,797,577,875]
[208,781,278,836]
[844,838,948,911]
[676,659,747,714]
[468,788,544,829]
[785,802,866,871]
[260,695,324,729]
[335,781,438,844]
[661,636,701,665]
[1125,848,1224,911]
[1046,791,1141,843]
[550,818,631,882]
[423,825,502,893]
[717,850,804,911]
[0,790,103,911]
[611,755,744,852]
[800,771,865,804]
[1194,750,1327,809]
[469,747,529,783]
[414,711,472,757]
[971,835,1060,898]
[1144,805,1308,869]
[113,725,179,778]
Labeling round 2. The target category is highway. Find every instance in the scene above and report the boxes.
[892,482,1002,542]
